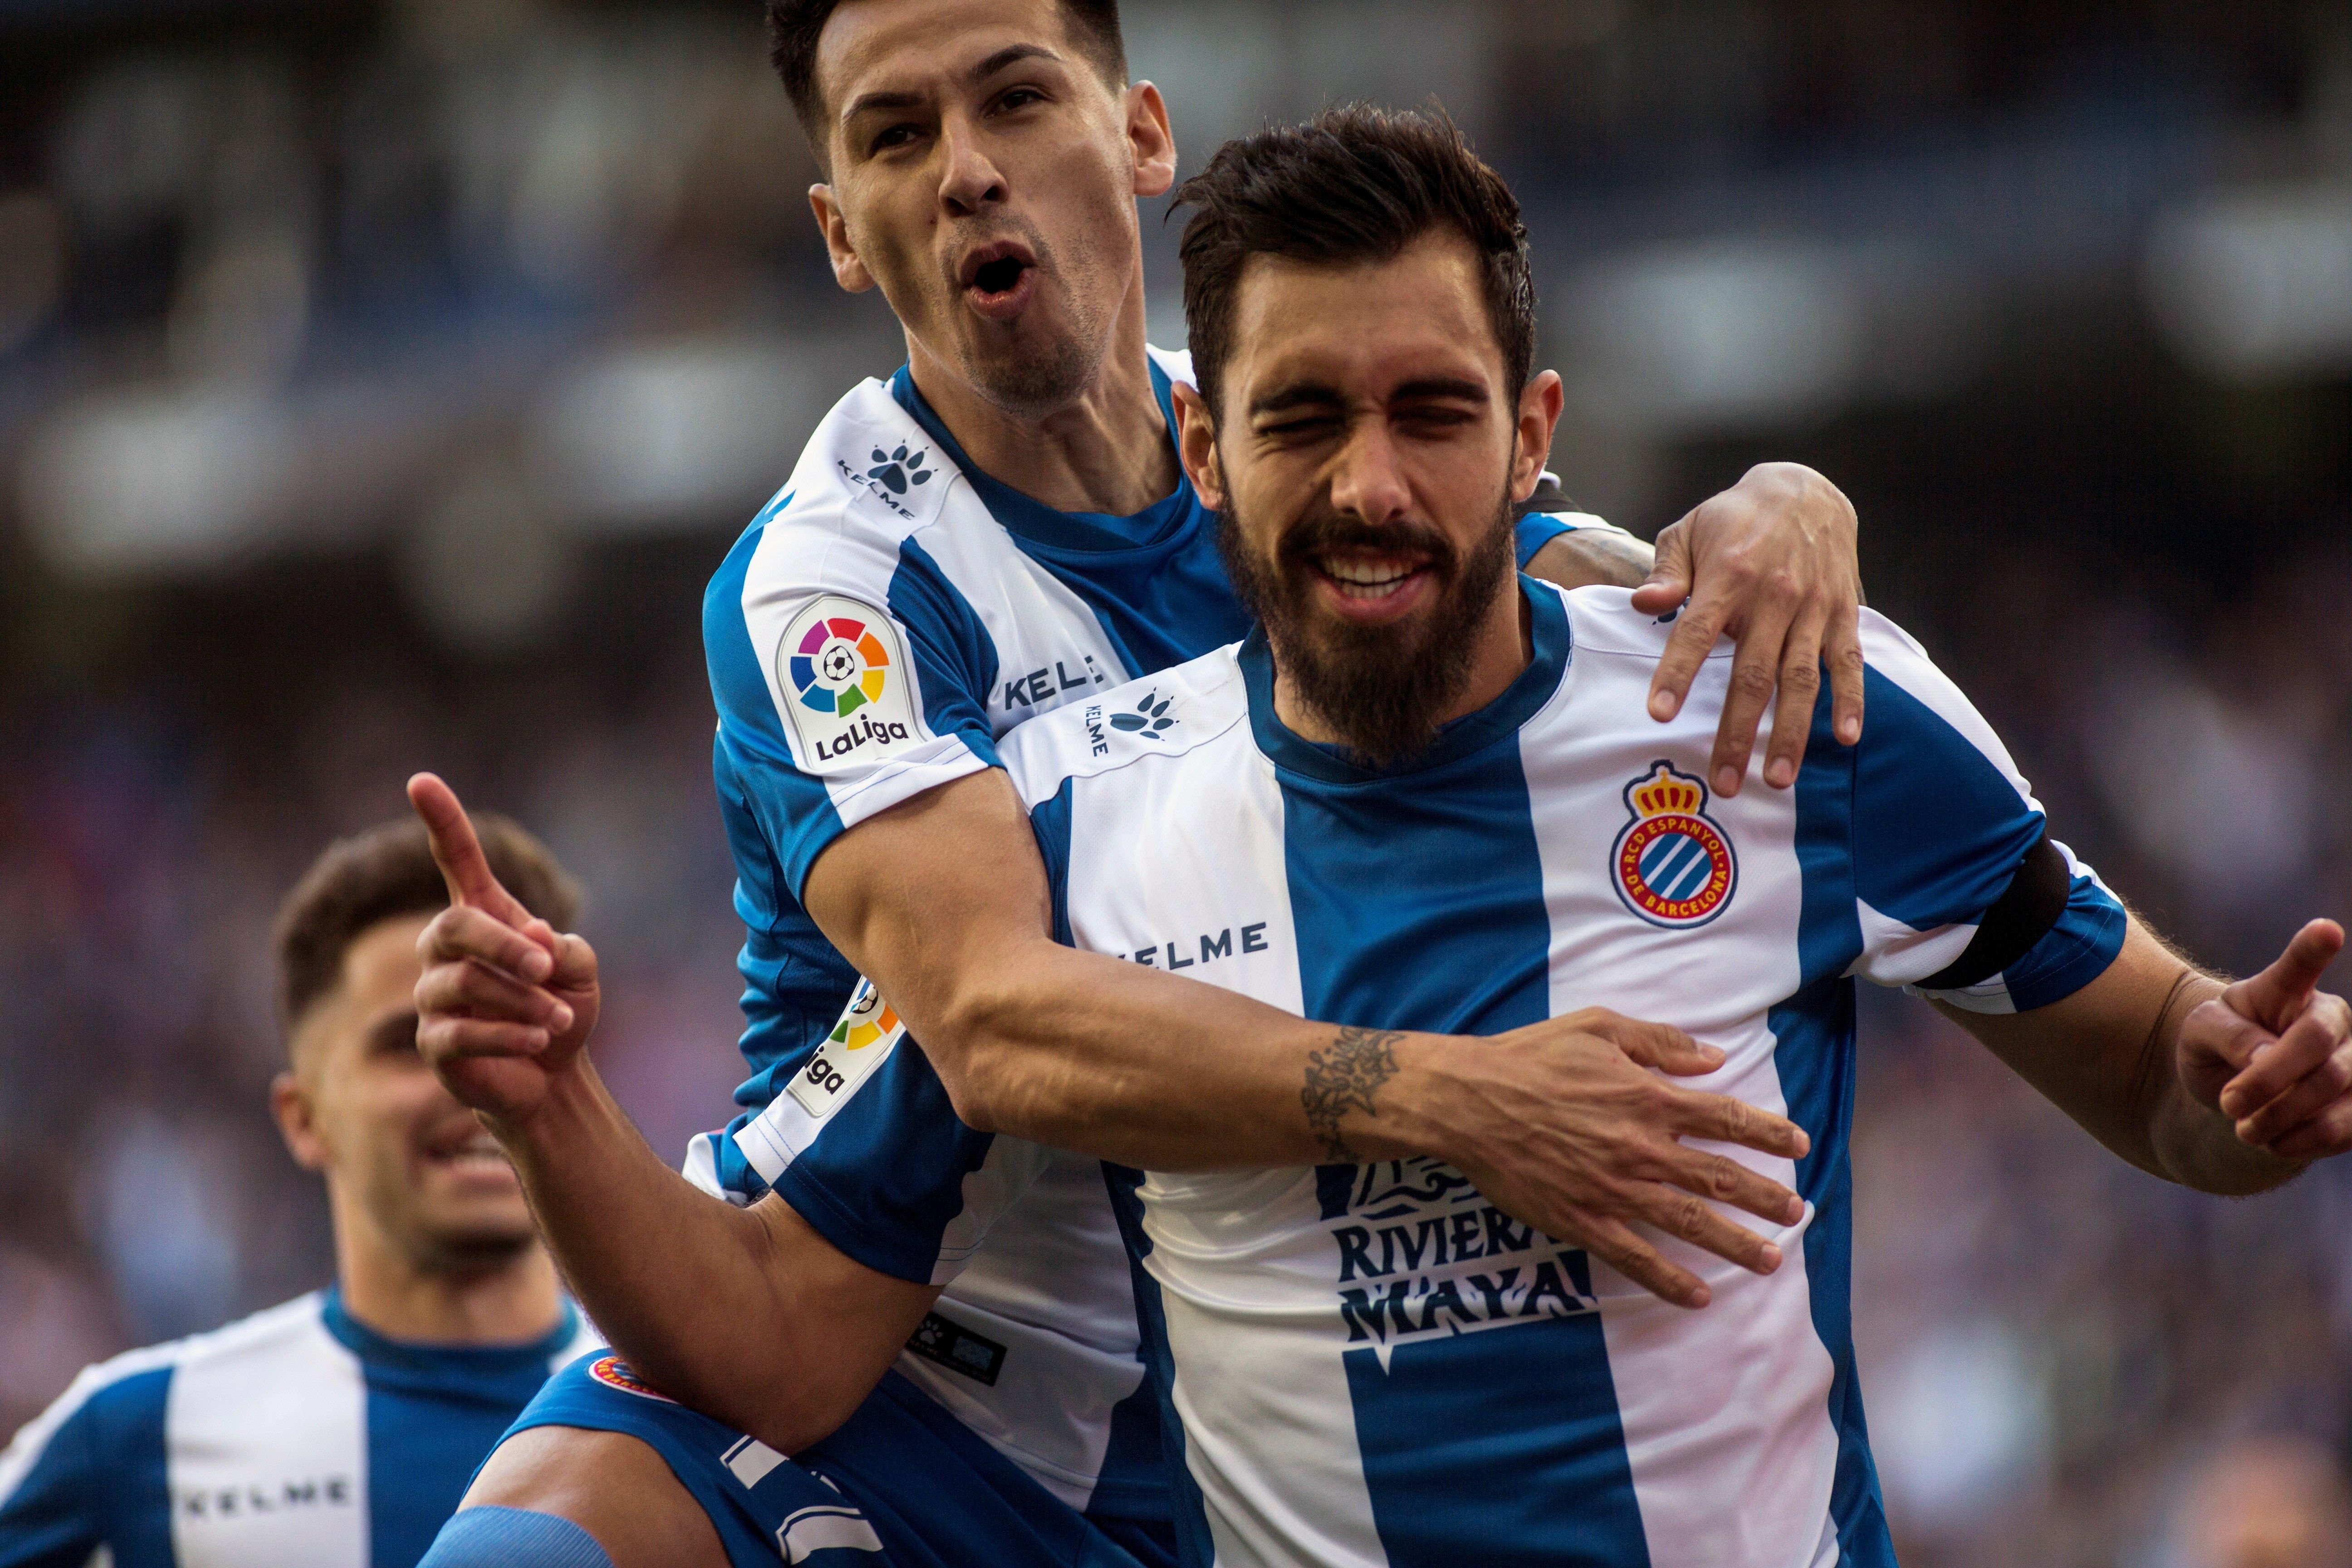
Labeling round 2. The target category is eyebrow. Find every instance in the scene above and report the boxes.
[366,1011,420,1055]
[1248,376,1491,417]
[839,43,1068,125]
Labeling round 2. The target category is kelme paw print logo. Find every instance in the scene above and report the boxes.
[867,445,933,495]
[1108,691,1176,740]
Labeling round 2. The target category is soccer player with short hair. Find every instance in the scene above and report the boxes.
[408,0,1882,1561]
[0,818,601,1568]
[959,105,2349,1563]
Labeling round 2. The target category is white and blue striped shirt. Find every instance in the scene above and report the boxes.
[985,583,2125,1567]
[0,1289,598,1568]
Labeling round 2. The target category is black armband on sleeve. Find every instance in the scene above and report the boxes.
[1916,830,2073,991]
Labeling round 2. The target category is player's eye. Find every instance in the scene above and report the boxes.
[994,86,1046,113]
[870,122,922,154]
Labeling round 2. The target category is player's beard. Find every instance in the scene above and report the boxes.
[1220,485,1519,767]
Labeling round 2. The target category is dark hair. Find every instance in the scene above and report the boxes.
[765,0,1128,152]
[273,815,581,1042]
[1175,104,1537,416]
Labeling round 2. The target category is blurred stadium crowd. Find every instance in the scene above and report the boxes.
[1,0,2349,1563]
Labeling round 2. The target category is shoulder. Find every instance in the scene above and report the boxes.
[706,378,970,619]
[1552,583,1694,661]
[999,645,1250,808]
[0,1294,329,1498]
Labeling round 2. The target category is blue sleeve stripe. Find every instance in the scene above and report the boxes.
[1852,661,2046,936]
[1995,871,2128,1013]
[1029,778,1077,949]
[1513,513,1575,569]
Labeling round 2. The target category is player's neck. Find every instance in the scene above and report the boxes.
[331,1203,565,1347]
[905,279,1176,516]
[1274,581,1534,755]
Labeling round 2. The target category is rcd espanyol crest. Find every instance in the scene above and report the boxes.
[1612,761,1738,928]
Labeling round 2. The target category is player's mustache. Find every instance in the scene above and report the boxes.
[1275,514,1459,578]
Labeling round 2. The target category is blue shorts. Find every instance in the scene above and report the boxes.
[509,1354,1176,1568]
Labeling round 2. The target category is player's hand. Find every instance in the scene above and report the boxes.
[407,772,603,1126]
[2183,920,2352,1163]
[1437,1010,1811,1309]
[1630,462,1864,799]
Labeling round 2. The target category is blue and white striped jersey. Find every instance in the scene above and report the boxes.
[0,1289,597,1568]
[982,583,2125,1568]
[689,348,1621,1522]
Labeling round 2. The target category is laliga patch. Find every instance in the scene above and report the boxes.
[776,595,927,771]
[588,1356,676,1403]
[1612,761,1738,928]
[787,978,906,1117]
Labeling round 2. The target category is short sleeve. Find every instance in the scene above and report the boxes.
[0,1362,172,1568]
[1845,613,2125,1006]
[727,980,1050,1286]
[704,496,1004,904]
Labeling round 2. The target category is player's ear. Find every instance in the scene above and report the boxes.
[1512,370,1564,503]
[1172,382,1226,511]
[1127,81,1176,199]
[271,1068,330,1174]
[809,185,876,294]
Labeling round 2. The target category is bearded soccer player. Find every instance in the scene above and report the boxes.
[0,820,600,1568]
[938,108,2349,1563]
[407,0,1881,1563]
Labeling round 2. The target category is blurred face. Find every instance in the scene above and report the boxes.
[808,0,1173,417]
[1178,230,1562,762]
[273,915,536,1272]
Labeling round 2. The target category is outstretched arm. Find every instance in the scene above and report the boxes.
[1942,915,2350,1195]
[406,776,939,1452]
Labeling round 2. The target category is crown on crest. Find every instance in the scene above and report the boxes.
[1628,762,1705,819]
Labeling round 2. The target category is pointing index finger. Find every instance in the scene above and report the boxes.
[407,772,527,926]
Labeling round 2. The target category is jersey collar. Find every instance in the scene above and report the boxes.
[320,1285,583,1374]
[1238,577,1573,784]
[887,360,1204,556]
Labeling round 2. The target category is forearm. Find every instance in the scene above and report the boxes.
[928,941,1451,1169]
[484,1064,845,1445]
[1524,525,1655,592]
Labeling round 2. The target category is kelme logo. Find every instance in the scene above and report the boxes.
[866,444,933,496]
[1108,690,1176,740]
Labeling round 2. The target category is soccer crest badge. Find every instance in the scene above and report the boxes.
[1612,761,1738,929]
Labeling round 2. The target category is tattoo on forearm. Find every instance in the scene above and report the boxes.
[1529,530,1656,592]
[1302,1027,1404,1162]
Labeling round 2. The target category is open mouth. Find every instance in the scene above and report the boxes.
[424,1127,514,1176]
[1312,551,1431,603]
[957,240,1039,316]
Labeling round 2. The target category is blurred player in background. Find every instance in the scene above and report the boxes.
[0,819,600,1568]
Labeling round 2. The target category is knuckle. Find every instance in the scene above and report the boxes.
[1779,659,1822,693]
[1730,662,1778,702]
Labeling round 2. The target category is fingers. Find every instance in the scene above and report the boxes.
[1571,1213,1711,1309]
[2266,1098,2352,1163]
[416,951,576,1037]
[1703,573,1787,799]
[1646,595,1727,727]
[423,906,554,985]
[418,1015,551,1063]
[2225,919,2345,1033]
[2226,995,2352,1142]
[408,772,528,925]
[1666,1086,1812,1161]
[1627,515,1694,618]
[1821,592,1865,748]
[1756,607,1827,791]
[1653,1143,1805,1227]
[1593,1014,1724,1077]
[1625,1183,1785,1278]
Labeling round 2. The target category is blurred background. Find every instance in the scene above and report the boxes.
[0,0,2347,1561]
